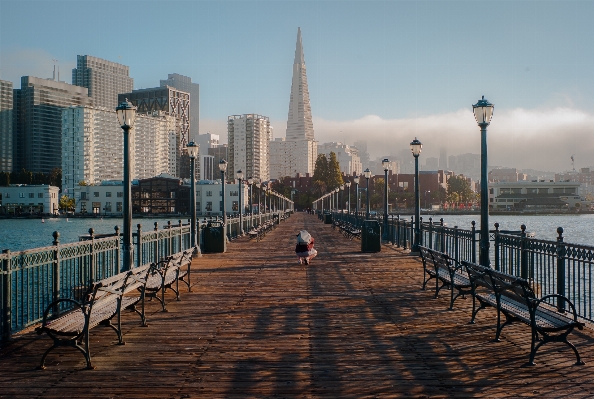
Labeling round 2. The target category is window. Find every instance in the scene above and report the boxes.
[230,191,238,197]
[117,192,123,197]
[206,191,212,197]
[196,202,201,210]
[4,193,9,198]
[81,192,87,200]
[232,201,238,211]
[29,193,34,198]
[206,201,212,211]
[116,202,122,212]
[106,192,112,197]
[105,202,112,212]
[94,192,99,197]
[38,193,43,198]
[19,193,24,198]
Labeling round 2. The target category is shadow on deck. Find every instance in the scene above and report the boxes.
[1,213,594,397]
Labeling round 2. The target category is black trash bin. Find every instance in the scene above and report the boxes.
[202,221,227,253]
[361,219,381,252]
[324,213,333,224]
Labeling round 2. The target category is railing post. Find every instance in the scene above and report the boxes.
[454,226,459,262]
[410,216,414,250]
[2,249,11,341]
[154,222,159,262]
[428,217,433,249]
[395,215,400,248]
[440,218,445,253]
[136,224,142,268]
[168,221,173,256]
[114,226,121,273]
[493,223,500,271]
[419,216,423,248]
[88,228,95,283]
[471,221,477,264]
[520,224,528,279]
[556,227,566,311]
[178,220,183,252]
[52,231,60,315]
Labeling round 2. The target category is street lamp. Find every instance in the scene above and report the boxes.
[364,168,371,219]
[335,188,339,211]
[354,175,360,217]
[116,99,136,271]
[410,137,422,253]
[219,159,228,226]
[382,158,390,240]
[236,169,244,235]
[339,185,344,213]
[187,141,199,248]
[247,177,253,229]
[473,95,494,267]
[345,181,351,214]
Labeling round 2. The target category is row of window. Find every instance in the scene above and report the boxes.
[80,191,124,200]
[5,192,45,198]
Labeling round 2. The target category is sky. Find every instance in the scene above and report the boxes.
[1,0,593,173]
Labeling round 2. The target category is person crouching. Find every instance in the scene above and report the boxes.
[295,230,317,265]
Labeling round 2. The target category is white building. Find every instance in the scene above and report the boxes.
[490,181,586,209]
[62,106,177,195]
[317,142,362,177]
[227,114,271,182]
[269,138,317,180]
[0,185,60,215]
[73,181,124,215]
[196,180,248,216]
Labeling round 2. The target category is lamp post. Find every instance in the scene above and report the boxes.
[354,176,360,218]
[346,181,351,214]
[247,177,253,229]
[364,168,371,219]
[473,95,494,267]
[187,141,199,248]
[335,188,339,212]
[382,158,390,240]
[410,138,422,253]
[339,185,344,213]
[425,190,431,210]
[116,99,136,271]
[219,159,228,226]
[236,169,243,235]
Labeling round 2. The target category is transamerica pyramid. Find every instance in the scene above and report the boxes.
[286,27,315,141]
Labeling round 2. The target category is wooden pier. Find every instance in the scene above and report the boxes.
[1,212,594,398]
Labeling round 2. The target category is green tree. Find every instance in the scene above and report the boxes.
[327,152,344,190]
[49,168,62,188]
[312,154,329,195]
[59,195,75,212]
[447,175,473,204]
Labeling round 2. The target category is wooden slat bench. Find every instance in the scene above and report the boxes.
[463,260,585,366]
[419,246,472,310]
[247,220,275,241]
[36,264,151,370]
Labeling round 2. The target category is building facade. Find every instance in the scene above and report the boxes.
[0,80,13,172]
[489,181,584,210]
[0,185,59,215]
[227,114,271,182]
[317,142,362,177]
[196,133,221,180]
[196,181,247,216]
[160,73,199,143]
[269,138,317,180]
[72,55,133,109]
[61,106,176,195]
[13,76,91,174]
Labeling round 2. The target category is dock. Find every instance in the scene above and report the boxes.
[1,213,594,397]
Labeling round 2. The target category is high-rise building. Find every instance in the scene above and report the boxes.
[286,27,314,141]
[317,142,362,177]
[439,148,448,170]
[61,106,176,195]
[119,86,190,177]
[160,73,199,143]
[0,80,13,172]
[208,145,229,180]
[196,133,221,180]
[270,27,317,179]
[72,55,133,109]
[227,114,271,182]
[13,76,91,174]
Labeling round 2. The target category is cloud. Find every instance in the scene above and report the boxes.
[313,108,594,172]
[0,48,75,87]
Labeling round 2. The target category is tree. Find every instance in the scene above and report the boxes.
[49,168,62,188]
[447,176,473,204]
[327,152,344,190]
[0,172,9,186]
[59,195,75,213]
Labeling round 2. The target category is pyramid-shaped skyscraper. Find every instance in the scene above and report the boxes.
[270,28,318,179]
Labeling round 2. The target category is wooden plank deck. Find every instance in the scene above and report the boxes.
[1,212,594,398]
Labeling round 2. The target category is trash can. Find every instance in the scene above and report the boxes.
[202,221,227,253]
[361,219,381,252]
[324,213,333,224]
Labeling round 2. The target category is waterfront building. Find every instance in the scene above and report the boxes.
[0,185,59,215]
[490,180,585,210]
[227,114,271,182]
[61,106,176,195]
[556,168,594,197]
[13,76,91,174]
[160,73,199,143]
[119,86,190,177]
[317,142,362,177]
[72,55,133,109]
[196,180,247,216]
[0,80,13,172]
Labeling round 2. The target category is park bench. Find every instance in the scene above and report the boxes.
[419,246,437,290]
[36,263,151,370]
[144,247,197,312]
[419,246,472,310]
[247,220,275,241]
[462,260,585,366]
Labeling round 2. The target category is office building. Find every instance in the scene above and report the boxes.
[62,106,176,195]
[160,73,199,143]
[269,138,317,180]
[227,114,271,182]
[196,133,221,180]
[119,86,190,177]
[0,80,13,172]
[317,142,362,177]
[13,76,91,174]
[72,55,133,109]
